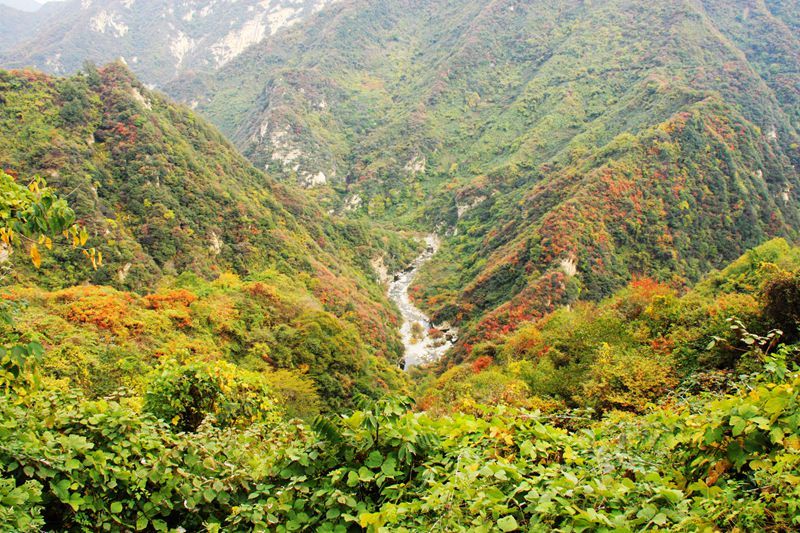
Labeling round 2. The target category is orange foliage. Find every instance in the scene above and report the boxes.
[144,289,197,310]
[247,282,280,302]
[649,336,674,355]
[60,286,143,336]
[614,277,675,320]
[144,289,197,329]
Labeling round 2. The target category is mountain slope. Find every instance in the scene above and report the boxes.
[0,5,44,50]
[0,0,41,12]
[0,0,338,87]
[0,64,419,397]
[185,0,800,356]
[192,0,799,187]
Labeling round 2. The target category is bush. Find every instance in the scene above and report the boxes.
[143,358,280,431]
[582,343,677,413]
[762,270,800,342]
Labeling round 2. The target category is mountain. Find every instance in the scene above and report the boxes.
[0,64,419,404]
[0,5,44,50]
[0,0,338,87]
[185,0,800,355]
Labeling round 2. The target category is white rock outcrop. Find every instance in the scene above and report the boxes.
[170,32,195,67]
[560,256,578,277]
[405,155,426,174]
[300,171,327,187]
[90,10,129,37]
[211,17,267,66]
[456,195,486,218]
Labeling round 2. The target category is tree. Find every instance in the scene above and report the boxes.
[0,170,95,396]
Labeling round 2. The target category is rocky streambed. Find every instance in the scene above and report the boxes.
[387,235,457,369]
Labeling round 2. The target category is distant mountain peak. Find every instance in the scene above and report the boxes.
[0,0,339,86]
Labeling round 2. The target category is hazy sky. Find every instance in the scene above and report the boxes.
[1,0,63,12]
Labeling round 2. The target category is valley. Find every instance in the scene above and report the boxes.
[0,0,799,530]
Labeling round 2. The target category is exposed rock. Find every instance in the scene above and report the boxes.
[211,17,267,67]
[405,155,426,174]
[45,53,63,74]
[370,256,390,285]
[343,194,362,212]
[560,256,578,277]
[131,87,152,110]
[767,126,778,141]
[90,10,129,37]
[170,31,195,67]
[267,6,302,35]
[209,231,223,255]
[300,171,327,187]
[117,262,131,283]
[0,243,11,263]
[258,119,270,140]
[270,129,303,165]
[456,194,486,218]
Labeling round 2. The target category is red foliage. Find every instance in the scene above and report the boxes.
[144,289,197,329]
[471,355,493,373]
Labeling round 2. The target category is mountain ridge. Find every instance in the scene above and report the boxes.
[0,0,340,87]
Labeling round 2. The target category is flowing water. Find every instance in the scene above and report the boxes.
[388,235,457,369]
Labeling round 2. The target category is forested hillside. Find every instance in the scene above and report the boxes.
[0,5,44,51]
[0,64,419,408]
[184,0,800,359]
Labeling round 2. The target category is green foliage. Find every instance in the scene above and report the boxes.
[419,240,800,414]
[3,363,800,531]
[0,170,79,269]
[0,477,42,531]
[582,344,676,413]
[762,269,800,342]
[0,170,92,399]
[143,358,280,432]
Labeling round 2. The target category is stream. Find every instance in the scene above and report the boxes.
[388,234,457,369]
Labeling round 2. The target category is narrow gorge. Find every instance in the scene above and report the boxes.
[387,235,456,368]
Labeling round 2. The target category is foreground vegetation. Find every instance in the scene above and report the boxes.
[2,340,799,531]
